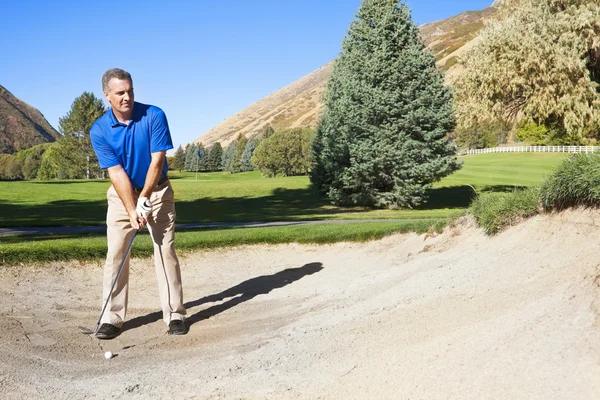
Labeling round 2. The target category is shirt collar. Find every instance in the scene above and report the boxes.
[109,102,137,127]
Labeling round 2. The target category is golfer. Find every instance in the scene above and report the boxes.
[90,68,187,339]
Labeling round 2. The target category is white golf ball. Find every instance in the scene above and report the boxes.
[104,351,113,359]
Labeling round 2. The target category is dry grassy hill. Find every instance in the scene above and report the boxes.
[195,4,498,148]
[0,85,59,154]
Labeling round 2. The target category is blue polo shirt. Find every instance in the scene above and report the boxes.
[90,102,173,189]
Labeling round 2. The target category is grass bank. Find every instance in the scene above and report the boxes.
[0,220,444,266]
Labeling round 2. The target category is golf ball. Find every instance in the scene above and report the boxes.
[104,351,113,359]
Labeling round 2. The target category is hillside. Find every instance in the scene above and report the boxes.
[196,3,498,148]
[0,85,59,154]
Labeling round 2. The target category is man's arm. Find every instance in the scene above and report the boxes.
[139,150,166,198]
[107,164,141,229]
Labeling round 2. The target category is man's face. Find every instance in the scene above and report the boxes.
[104,78,134,117]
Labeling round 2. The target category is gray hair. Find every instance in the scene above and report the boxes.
[102,68,133,93]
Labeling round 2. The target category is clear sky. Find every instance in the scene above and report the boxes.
[0,0,493,152]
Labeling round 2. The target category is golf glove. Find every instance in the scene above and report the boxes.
[136,196,153,219]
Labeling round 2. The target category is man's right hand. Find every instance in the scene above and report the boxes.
[128,210,142,230]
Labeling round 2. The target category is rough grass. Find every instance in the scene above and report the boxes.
[469,187,540,234]
[540,153,600,210]
[470,153,600,234]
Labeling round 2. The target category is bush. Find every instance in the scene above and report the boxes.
[456,120,510,149]
[540,153,600,210]
[252,128,314,177]
[0,154,22,180]
[470,187,540,234]
[515,120,575,145]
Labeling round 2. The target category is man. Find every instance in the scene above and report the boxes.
[90,68,187,339]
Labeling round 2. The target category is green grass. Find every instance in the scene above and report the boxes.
[0,220,444,266]
[437,153,568,190]
[470,187,541,234]
[0,153,569,265]
[540,153,600,210]
[0,153,568,228]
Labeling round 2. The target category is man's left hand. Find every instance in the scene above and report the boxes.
[136,196,153,220]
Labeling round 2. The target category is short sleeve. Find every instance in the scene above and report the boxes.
[150,108,174,153]
[90,124,119,169]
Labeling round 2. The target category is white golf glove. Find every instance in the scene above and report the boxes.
[136,196,153,219]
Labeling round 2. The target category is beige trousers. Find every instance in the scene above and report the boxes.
[101,180,185,328]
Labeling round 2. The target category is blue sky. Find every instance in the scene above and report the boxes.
[1,0,493,152]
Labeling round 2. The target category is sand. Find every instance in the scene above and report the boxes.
[1,209,599,399]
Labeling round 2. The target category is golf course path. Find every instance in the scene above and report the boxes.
[1,209,599,399]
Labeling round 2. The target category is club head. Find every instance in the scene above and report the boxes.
[78,326,96,335]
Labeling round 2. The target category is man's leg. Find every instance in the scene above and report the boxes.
[147,182,186,327]
[100,185,135,329]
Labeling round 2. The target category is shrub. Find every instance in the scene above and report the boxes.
[515,120,574,145]
[252,128,314,177]
[540,153,600,210]
[470,187,540,234]
[456,120,511,149]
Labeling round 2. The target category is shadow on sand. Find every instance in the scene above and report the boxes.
[123,262,324,332]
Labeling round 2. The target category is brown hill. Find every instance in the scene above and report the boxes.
[196,4,498,148]
[0,85,59,154]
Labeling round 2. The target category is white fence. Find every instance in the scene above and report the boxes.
[460,146,599,156]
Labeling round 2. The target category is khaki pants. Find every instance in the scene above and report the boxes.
[101,180,185,328]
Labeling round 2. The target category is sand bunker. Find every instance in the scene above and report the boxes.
[1,209,599,399]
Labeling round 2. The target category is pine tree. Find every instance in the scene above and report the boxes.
[221,142,237,172]
[184,144,198,171]
[311,0,460,207]
[240,138,258,171]
[171,145,185,171]
[196,143,207,171]
[206,143,223,171]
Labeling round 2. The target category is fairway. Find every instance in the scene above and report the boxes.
[440,153,569,189]
[0,153,568,228]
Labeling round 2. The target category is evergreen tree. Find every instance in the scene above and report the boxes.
[221,141,237,172]
[184,144,199,171]
[240,138,258,172]
[206,143,223,171]
[171,145,185,171]
[57,91,106,179]
[311,0,460,207]
[258,124,275,140]
[196,143,207,171]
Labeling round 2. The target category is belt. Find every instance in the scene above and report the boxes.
[133,176,169,193]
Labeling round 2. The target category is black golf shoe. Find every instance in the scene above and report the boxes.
[95,323,121,340]
[168,319,188,335]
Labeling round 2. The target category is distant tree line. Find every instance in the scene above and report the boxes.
[170,125,316,178]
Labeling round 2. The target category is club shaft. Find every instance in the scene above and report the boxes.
[93,230,138,332]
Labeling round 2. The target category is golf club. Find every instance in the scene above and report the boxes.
[78,229,138,335]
